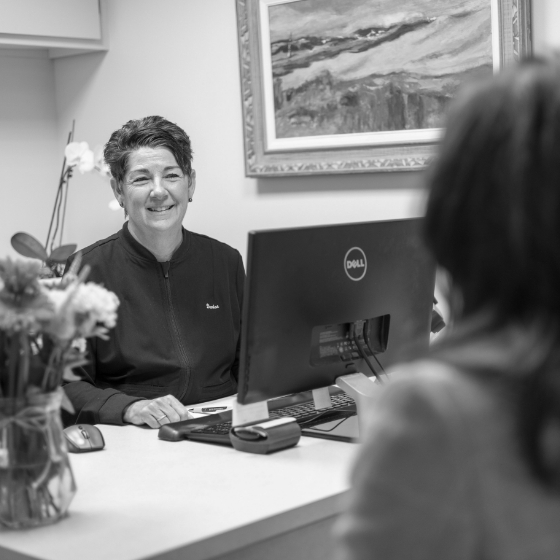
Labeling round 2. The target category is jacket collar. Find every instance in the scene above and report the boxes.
[120,221,192,263]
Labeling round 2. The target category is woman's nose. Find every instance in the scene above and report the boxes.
[150,177,167,198]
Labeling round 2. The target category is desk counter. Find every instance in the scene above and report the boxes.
[0,425,358,560]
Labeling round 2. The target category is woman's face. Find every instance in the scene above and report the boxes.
[111,147,195,241]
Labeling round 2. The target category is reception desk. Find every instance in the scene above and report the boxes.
[0,424,358,560]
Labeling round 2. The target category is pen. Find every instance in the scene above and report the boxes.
[188,406,230,414]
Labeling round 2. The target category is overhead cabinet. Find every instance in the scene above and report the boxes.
[0,0,106,57]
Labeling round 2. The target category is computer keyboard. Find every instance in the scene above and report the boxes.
[193,393,355,435]
[159,390,356,445]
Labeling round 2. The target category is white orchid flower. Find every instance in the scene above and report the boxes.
[77,149,95,174]
[108,199,121,211]
[98,161,111,178]
[93,145,111,178]
[64,141,95,174]
[65,141,90,166]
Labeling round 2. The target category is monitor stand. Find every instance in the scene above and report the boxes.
[232,399,269,427]
[311,386,332,409]
[232,372,381,440]
[232,386,343,427]
[298,372,381,443]
[335,372,380,440]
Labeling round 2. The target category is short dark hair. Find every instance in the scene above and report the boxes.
[103,116,193,183]
[425,56,560,324]
[425,56,560,488]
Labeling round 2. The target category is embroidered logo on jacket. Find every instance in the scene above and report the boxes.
[206,303,220,309]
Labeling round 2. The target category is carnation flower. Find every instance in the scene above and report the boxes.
[0,258,43,302]
[0,304,52,333]
[67,282,120,330]
[0,258,55,333]
[71,337,87,353]
[1,256,120,393]
[41,280,119,341]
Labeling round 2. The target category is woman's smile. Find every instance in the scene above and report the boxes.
[147,205,175,213]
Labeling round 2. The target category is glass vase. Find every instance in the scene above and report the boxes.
[0,389,76,529]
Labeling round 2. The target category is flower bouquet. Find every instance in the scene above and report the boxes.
[0,254,119,529]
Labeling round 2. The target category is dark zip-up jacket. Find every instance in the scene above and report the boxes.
[62,223,244,426]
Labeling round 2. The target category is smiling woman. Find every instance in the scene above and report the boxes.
[113,146,196,261]
[61,116,245,429]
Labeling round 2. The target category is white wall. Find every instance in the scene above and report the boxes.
[52,0,424,261]
[2,0,559,262]
[532,0,560,53]
[0,49,59,258]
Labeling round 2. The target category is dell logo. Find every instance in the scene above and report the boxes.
[344,247,367,281]
[347,259,365,269]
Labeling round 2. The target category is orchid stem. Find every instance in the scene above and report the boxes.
[59,170,71,249]
[46,122,75,254]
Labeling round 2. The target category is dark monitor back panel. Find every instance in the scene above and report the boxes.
[237,218,436,405]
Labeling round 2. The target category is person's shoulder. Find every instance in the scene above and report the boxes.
[381,359,496,423]
[71,231,121,263]
[188,231,242,261]
[387,359,464,387]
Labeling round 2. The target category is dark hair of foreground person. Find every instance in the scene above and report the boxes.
[424,56,560,487]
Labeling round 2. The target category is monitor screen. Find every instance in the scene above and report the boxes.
[237,218,436,405]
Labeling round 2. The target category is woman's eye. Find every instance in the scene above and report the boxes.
[131,177,149,185]
[165,173,180,180]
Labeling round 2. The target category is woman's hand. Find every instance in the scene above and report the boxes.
[123,395,193,428]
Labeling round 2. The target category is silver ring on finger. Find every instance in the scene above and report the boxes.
[157,414,167,422]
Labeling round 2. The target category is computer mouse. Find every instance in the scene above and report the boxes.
[63,424,105,453]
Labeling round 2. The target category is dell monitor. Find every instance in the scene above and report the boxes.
[235,218,436,428]
[159,218,436,444]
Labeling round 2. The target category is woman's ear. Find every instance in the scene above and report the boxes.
[188,169,196,200]
[111,178,127,217]
[110,178,123,205]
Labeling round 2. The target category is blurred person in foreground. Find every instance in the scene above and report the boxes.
[336,57,560,559]
[62,116,244,429]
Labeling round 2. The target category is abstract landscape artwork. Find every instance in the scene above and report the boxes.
[268,0,493,139]
[236,0,531,175]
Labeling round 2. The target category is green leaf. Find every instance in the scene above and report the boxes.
[49,244,77,264]
[11,232,49,261]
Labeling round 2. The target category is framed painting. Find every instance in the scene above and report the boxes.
[236,0,531,176]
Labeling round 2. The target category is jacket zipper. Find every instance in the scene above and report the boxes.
[161,261,191,400]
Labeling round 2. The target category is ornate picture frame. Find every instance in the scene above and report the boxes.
[236,0,531,177]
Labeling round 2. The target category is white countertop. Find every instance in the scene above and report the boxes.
[0,423,359,560]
